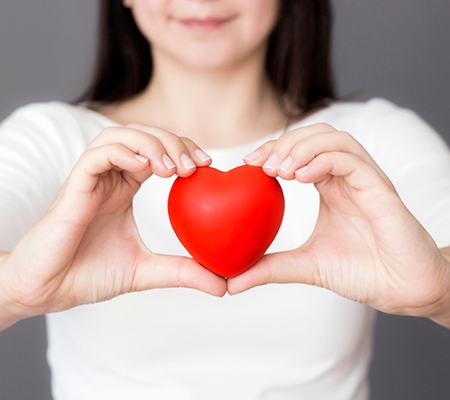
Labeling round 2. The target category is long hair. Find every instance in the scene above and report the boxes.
[73,0,336,121]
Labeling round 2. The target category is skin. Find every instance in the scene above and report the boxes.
[231,124,450,328]
[0,0,449,330]
[100,0,286,147]
[0,0,283,329]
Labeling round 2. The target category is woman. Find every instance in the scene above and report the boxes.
[0,0,449,399]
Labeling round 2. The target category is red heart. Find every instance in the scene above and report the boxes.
[167,164,285,278]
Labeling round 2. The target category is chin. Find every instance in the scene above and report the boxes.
[173,47,246,71]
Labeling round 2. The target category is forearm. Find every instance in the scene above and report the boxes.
[0,251,21,331]
[428,246,450,329]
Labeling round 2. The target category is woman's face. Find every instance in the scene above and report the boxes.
[124,0,279,70]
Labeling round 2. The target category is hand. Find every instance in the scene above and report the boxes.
[0,123,226,323]
[227,123,450,320]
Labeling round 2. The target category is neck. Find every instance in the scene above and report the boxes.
[110,45,289,149]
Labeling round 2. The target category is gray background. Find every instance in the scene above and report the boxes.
[0,1,449,399]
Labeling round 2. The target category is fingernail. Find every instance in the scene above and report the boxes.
[162,154,176,169]
[181,153,195,169]
[195,148,211,162]
[277,156,293,172]
[263,154,278,170]
[243,150,261,161]
[134,154,148,163]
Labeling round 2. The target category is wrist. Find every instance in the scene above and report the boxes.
[0,253,28,331]
[0,293,20,331]
[427,247,450,329]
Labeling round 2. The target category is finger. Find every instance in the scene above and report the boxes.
[243,123,393,187]
[275,131,382,180]
[125,123,212,174]
[295,151,385,190]
[227,247,318,295]
[132,251,227,297]
[88,126,178,179]
[242,123,337,169]
[295,151,399,220]
[179,135,213,165]
[67,142,152,195]
[90,125,194,178]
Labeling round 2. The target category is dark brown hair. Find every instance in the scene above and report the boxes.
[74,0,336,121]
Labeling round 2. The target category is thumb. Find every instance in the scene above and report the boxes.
[227,247,318,295]
[131,251,227,297]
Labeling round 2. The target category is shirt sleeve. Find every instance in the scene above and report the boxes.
[0,102,85,251]
[359,97,450,249]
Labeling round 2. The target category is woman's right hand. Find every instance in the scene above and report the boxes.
[0,123,226,324]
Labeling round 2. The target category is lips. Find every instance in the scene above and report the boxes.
[178,15,234,30]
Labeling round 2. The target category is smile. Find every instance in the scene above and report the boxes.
[177,16,234,31]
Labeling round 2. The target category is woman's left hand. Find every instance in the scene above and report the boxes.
[227,123,450,320]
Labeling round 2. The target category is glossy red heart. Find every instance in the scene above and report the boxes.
[167,164,285,278]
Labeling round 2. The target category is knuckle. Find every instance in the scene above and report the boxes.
[276,131,294,146]
[136,134,165,154]
[104,142,125,154]
[291,140,311,158]
[170,133,188,147]
[144,133,162,147]
[79,146,97,161]
[281,129,297,139]
[124,122,141,129]
[328,130,358,152]
[159,128,179,140]
[100,126,119,136]
[149,126,179,141]
[89,127,125,148]
[83,143,124,163]
[261,139,278,152]
[271,142,285,155]
[336,130,353,140]
[178,135,192,143]
[179,137,200,152]
[316,122,335,131]
[316,151,332,163]
[283,127,304,138]
[345,152,361,164]
[149,129,183,149]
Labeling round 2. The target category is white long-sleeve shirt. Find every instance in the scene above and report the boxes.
[0,97,449,400]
